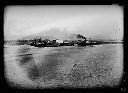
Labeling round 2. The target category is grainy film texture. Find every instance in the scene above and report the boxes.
[4,5,123,89]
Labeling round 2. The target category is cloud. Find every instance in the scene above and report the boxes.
[4,5,123,40]
[17,16,87,36]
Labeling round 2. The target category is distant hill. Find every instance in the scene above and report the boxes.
[20,28,85,40]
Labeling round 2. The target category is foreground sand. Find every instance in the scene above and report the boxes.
[4,44,123,88]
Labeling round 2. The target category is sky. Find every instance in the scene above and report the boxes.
[4,5,123,40]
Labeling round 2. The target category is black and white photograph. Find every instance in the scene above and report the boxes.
[4,5,123,89]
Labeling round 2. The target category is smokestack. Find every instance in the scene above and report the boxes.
[77,34,86,39]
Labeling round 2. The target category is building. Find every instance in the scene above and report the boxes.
[56,39,64,43]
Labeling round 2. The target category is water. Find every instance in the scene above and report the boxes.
[4,44,123,88]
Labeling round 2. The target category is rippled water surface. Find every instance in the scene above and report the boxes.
[4,44,123,88]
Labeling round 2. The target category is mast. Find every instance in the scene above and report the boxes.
[90,33,91,41]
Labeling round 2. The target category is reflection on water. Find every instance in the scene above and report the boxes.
[4,44,123,88]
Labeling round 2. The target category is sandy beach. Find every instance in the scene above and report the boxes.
[4,44,123,88]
